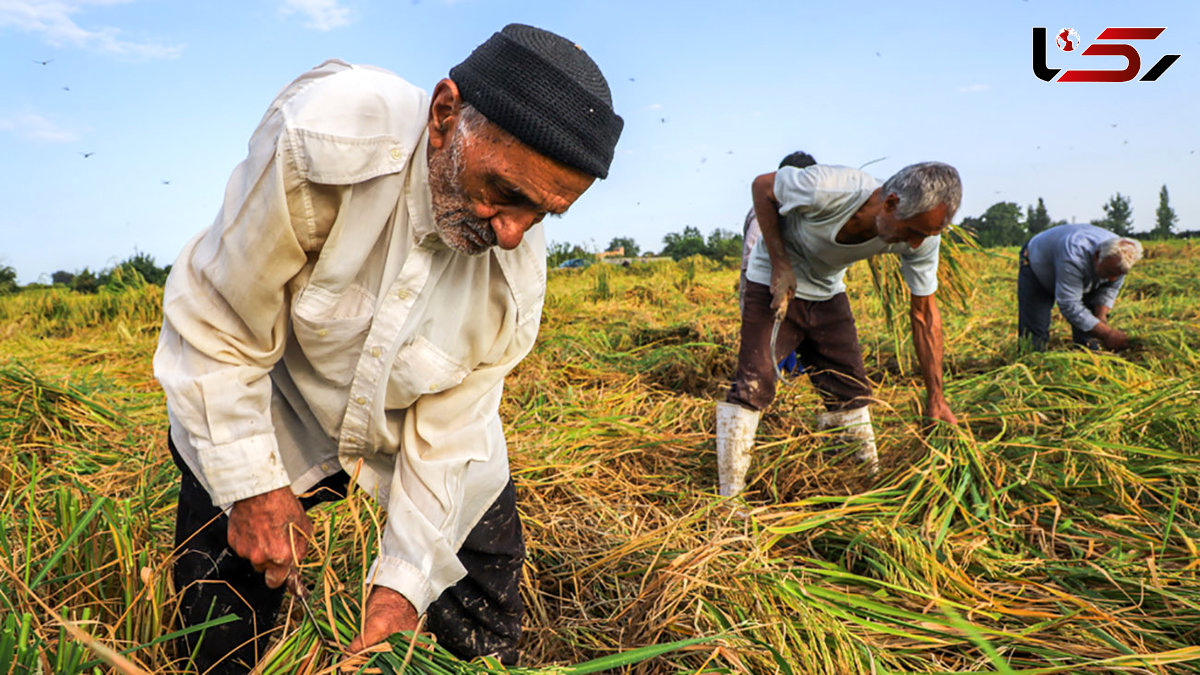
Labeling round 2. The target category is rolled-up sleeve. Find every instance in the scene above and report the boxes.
[366,342,531,612]
[154,105,317,506]
[1053,258,1100,332]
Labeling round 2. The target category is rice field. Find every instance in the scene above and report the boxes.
[1,239,1198,673]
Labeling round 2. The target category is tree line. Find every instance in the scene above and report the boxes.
[0,251,171,295]
[548,228,744,268]
[964,185,1185,248]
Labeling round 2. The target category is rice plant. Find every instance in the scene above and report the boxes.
[1,242,1198,673]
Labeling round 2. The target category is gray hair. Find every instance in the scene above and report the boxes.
[457,103,489,137]
[881,162,963,222]
[1099,237,1143,273]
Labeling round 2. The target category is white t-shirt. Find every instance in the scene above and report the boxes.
[744,165,940,301]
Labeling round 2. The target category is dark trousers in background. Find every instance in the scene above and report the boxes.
[726,282,872,412]
[1017,245,1101,351]
[169,434,525,673]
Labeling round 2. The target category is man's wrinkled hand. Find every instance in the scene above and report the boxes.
[1101,328,1130,351]
[769,267,796,319]
[348,586,420,653]
[227,487,312,589]
[925,397,958,426]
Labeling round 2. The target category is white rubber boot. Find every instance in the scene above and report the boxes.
[817,406,879,475]
[715,402,761,497]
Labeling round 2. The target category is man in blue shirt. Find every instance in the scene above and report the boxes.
[1018,224,1143,351]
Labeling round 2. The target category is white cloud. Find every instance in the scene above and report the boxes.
[958,84,989,93]
[0,0,182,59]
[646,103,663,111]
[0,111,80,142]
[280,0,351,31]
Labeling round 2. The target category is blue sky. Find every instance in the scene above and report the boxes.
[1,0,1196,283]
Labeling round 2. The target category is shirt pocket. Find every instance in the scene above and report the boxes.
[385,335,470,410]
[290,284,375,389]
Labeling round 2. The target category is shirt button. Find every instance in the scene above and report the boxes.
[355,396,366,405]
[370,346,382,358]
[390,146,403,160]
[317,329,329,337]
[396,288,411,300]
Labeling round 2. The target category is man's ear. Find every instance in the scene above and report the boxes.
[883,193,900,213]
[428,78,462,150]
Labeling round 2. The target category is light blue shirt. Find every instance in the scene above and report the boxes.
[1024,224,1124,332]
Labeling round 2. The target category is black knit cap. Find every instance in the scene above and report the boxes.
[449,24,623,179]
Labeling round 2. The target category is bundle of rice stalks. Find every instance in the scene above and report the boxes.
[0,363,125,448]
[858,225,982,372]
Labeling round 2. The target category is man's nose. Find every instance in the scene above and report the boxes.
[491,209,542,250]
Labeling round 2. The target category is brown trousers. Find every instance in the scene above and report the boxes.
[726,282,872,412]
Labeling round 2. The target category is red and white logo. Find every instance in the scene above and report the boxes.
[1033,26,1180,82]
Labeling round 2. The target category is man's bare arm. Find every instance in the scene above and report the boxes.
[751,172,795,315]
[909,293,957,425]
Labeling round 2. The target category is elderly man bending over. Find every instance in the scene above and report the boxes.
[716,161,962,499]
[1018,224,1143,352]
[155,23,622,673]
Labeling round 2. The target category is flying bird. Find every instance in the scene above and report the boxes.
[34,59,53,65]
[80,152,94,158]
[162,180,171,185]
[62,86,70,92]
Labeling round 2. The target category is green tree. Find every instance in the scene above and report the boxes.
[546,240,592,268]
[705,228,742,263]
[119,251,169,285]
[1091,193,1133,236]
[660,226,708,261]
[1024,197,1052,236]
[71,268,100,294]
[51,270,75,286]
[0,265,18,294]
[1152,185,1178,240]
[961,201,1025,247]
[605,237,640,258]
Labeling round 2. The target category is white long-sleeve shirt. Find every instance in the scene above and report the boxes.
[153,60,546,613]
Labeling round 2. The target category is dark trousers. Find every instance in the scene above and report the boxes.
[170,434,525,673]
[727,282,871,412]
[1017,245,1100,351]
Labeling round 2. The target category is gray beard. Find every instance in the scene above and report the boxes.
[428,132,496,255]
[434,209,497,255]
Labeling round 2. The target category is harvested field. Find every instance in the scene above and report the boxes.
[2,240,1199,673]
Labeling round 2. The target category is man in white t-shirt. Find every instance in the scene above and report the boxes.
[716,162,962,498]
